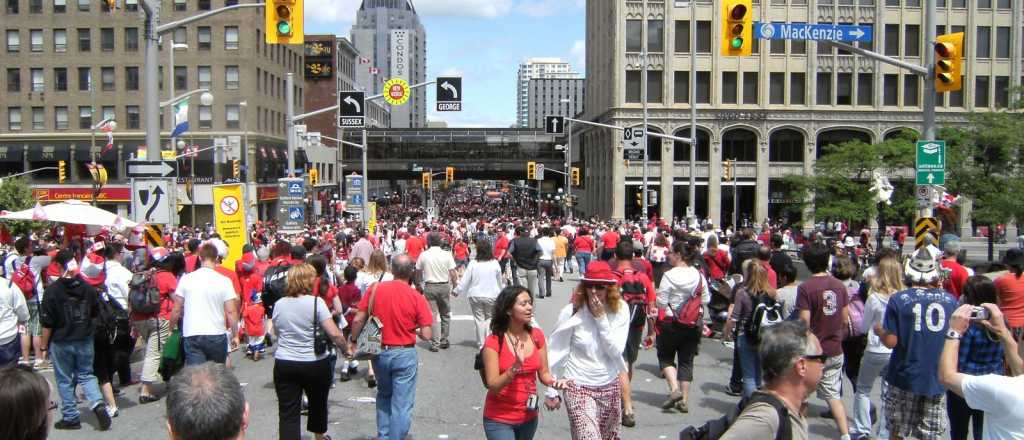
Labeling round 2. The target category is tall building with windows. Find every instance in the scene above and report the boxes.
[517,58,581,127]
[527,77,586,128]
[580,0,1018,233]
[0,0,303,224]
[350,0,427,128]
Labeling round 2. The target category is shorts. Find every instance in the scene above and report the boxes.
[623,325,643,365]
[884,385,947,440]
[816,354,844,401]
[247,335,266,354]
[655,321,701,382]
[25,300,41,337]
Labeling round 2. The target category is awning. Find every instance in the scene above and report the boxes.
[0,145,25,162]
[26,143,70,162]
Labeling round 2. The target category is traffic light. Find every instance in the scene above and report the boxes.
[934,32,964,93]
[721,0,752,56]
[445,167,454,184]
[635,191,642,206]
[648,189,658,206]
[265,0,304,44]
[422,171,431,189]
[58,160,66,184]
[527,161,536,180]
[723,159,733,181]
[232,160,240,180]
[571,167,580,186]
[308,168,318,186]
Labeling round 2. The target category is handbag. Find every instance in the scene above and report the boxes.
[353,283,384,361]
[313,295,330,356]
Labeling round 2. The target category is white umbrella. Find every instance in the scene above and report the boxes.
[0,199,138,228]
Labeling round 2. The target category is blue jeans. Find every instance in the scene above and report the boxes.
[183,334,228,365]
[483,417,538,440]
[575,252,592,275]
[51,339,105,422]
[852,351,890,440]
[737,335,762,398]
[371,347,419,440]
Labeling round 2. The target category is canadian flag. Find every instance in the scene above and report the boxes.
[359,57,370,64]
[369,67,379,75]
[99,121,115,155]
[940,192,960,208]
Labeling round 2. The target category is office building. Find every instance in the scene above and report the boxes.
[516,58,580,127]
[526,77,585,128]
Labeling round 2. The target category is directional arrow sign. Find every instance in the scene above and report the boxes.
[338,91,365,127]
[132,179,171,224]
[545,115,565,135]
[127,160,177,178]
[623,127,646,150]
[916,140,945,185]
[754,22,874,42]
[436,77,462,112]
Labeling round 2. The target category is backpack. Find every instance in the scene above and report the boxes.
[679,392,792,440]
[745,292,785,343]
[618,269,650,328]
[95,287,130,345]
[261,261,291,311]
[673,276,705,328]
[729,241,759,276]
[128,269,163,315]
[10,256,37,300]
[845,287,866,338]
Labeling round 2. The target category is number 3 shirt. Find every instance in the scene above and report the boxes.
[883,287,958,397]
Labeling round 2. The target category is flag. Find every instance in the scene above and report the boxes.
[359,57,370,64]
[170,98,189,138]
[369,67,379,75]
[259,146,267,158]
[31,202,47,221]
[940,192,960,208]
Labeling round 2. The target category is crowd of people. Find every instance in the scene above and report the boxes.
[0,198,1022,440]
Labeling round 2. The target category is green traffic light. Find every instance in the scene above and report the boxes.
[277,20,291,35]
[731,37,743,49]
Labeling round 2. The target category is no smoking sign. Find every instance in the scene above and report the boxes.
[219,195,240,216]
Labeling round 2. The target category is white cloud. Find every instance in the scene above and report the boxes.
[304,0,360,25]
[439,67,464,77]
[415,0,515,18]
[516,0,583,17]
[569,39,585,73]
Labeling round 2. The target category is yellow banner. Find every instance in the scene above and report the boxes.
[368,202,378,235]
[212,183,247,268]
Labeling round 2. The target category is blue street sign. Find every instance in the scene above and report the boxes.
[352,194,363,205]
[755,22,873,42]
[287,182,304,196]
[288,207,304,221]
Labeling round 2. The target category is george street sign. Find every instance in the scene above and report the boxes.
[754,22,873,42]
[916,140,945,185]
[127,160,178,178]
[544,115,565,135]
[436,77,462,112]
[338,91,365,127]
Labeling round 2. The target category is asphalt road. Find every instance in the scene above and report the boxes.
[45,273,878,440]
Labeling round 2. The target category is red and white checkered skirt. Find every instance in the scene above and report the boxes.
[563,381,622,440]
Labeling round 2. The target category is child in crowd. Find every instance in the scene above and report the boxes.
[337,265,362,380]
[243,288,266,361]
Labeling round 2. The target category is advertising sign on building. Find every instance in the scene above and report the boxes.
[390,30,409,81]
[303,40,335,80]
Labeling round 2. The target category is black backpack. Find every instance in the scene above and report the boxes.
[129,269,162,315]
[679,392,792,440]
[261,261,291,311]
[745,292,786,343]
[95,289,130,345]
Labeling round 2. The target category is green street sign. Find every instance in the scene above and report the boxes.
[916,140,945,185]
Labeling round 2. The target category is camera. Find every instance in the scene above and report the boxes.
[969,306,990,321]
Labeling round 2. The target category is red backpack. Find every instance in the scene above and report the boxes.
[10,256,37,300]
[673,276,705,328]
[618,269,649,306]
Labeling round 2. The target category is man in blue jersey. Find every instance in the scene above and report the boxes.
[876,248,958,440]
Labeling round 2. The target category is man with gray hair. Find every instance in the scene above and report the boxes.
[719,320,823,440]
[415,233,457,351]
[166,362,249,440]
[940,240,968,300]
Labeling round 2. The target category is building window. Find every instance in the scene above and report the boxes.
[949,76,964,107]
[124,0,136,11]
[54,106,67,129]
[101,66,114,91]
[770,37,785,54]
[904,25,919,57]
[769,72,785,104]
[174,66,186,90]
[197,27,211,50]
[857,73,872,106]
[8,107,21,131]
[975,76,990,107]
[742,72,758,104]
[78,66,90,91]
[626,20,642,52]
[126,105,139,129]
[197,65,211,88]
[226,104,240,128]
[976,26,991,58]
[995,76,1010,108]
[791,39,806,55]
[100,27,114,51]
[31,107,44,130]
[53,28,66,52]
[77,0,87,11]
[54,67,66,91]
[835,73,852,105]
[173,27,186,45]
[647,20,664,52]
[53,0,65,12]
[29,0,41,12]
[225,26,238,50]
[226,0,237,5]
[125,27,138,51]
[77,28,90,52]
[996,27,1010,58]
[978,0,991,7]
[101,106,114,123]
[885,0,898,5]
[673,71,689,104]
[997,0,1010,8]
[674,20,689,53]
[6,68,18,92]
[198,105,212,128]
[30,29,42,52]
[78,106,91,129]
[125,66,138,90]
[816,72,831,105]
[881,74,897,106]
[903,74,919,106]
[6,30,19,52]
[625,71,641,103]
[173,0,185,11]
[647,70,663,103]
[722,72,738,104]
[696,21,711,53]
[225,65,239,89]
[883,24,899,56]
[198,0,210,9]
[696,71,711,103]
[30,68,43,91]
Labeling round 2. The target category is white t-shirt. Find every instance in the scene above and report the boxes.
[961,374,1024,440]
[174,267,237,337]
[861,292,893,354]
[537,236,555,261]
[103,260,133,310]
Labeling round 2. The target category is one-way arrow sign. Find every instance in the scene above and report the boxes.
[545,115,565,135]
[338,91,365,127]
[127,160,178,178]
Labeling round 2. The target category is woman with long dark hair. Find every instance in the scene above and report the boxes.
[481,286,566,440]
[657,240,711,411]
[722,260,777,398]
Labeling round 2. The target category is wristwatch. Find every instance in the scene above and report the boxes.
[946,329,963,340]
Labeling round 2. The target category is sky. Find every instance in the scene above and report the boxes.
[304,0,586,127]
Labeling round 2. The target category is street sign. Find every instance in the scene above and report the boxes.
[338,91,365,127]
[754,22,873,42]
[915,217,939,250]
[915,185,931,204]
[383,78,411,106]
[277,177,306,232]
[144,224,164,247]
[544,115,565,135]
[345,174,364,208]
[436,77,462,111]
[916,140,945,185]
[132,179,171,224]
[535,163,545,180]
[623,127,646,150]
[127,160,178,178]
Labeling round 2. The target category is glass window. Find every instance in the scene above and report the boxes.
[6,68,18,92]
[197,27,211,50]
[949,76,964,107]
[78,106,91,129]
[997,0,1010,8]
[769,72,784,104]
[903,74,919,106]
[816,73,831,105]
[54,67,66,91]
[53,28,66,52]
[790,72,805,105]
[197,65,211,88]
[884,24,899,56]
[125,27,138,51]
[696,21,712,53]
[125,0,136,11]
[975,76,990,107]
[996,27,1010,58]
[77,67,90,91]
[743,72,758,104]
[722,72,737,104]
[29,0,41,12]
[8,107,21,131]
[174,0,185,11]
[54,106,67,129]
[101,106,114,123]
[626,20,642,52]
[696,71,711,103]
[53,0,65,13]
[674,71,689,103]
[770,37,785,54]
[225,26,239,50]
[977,26,991,58]
[978,0,991,7]
[174,66,187,90]
[30,29,42,52]
[225,65,239,89]
[647,20,664,52]
[791,39,806,55]
[885,0,899,4]
[906,0,920,5]
[674,20,690,53]
[883,74,897,105]
[77,28,89,52]
[904,25,919,57]
[126,105,139,129]
[198,105,212,128]
[100,27,114,51]
[77,0,88,11]
[995,76,1010,108]
[836,73,853,105]
[198,0,210,9]
[226,104,240,129]
[30,68,43,91]
[125,66,138,90]
[31,107,44,129]
[6,30,19,52]
[101,66,114,91]
[857,73,872,106]
[173,27,186,45]
[625,71,641,103]
[648,70,663,103]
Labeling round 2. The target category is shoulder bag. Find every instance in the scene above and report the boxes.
[313,296,330,356]
[353,283,384,361]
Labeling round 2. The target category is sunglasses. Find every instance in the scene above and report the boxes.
[803,354,828,363]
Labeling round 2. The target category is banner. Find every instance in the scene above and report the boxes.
[390,30,409,81]
[368,202,377,235]
[212,183,247,268]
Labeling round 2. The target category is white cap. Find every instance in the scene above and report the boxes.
[208,238,228,258]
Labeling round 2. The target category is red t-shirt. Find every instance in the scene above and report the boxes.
[601,231,620,250]
[357,280,432,346]
[995,273,1024,327]
[494,235,510,260]
[242,303,265,337]
[454,242,469,261]
[215,265,243,298]
[405,236,426,261]
[338,282,362,323]
[572,235,594,253]
[761,261,778,289]
[132,269,178,322]
[483,328,546,424]
[941,259,969,300]
[184,254,200,273]
[312,276,338,309]
[704,250,731,280]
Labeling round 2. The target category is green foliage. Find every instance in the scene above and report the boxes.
[0,177,44,236]
[942,112,1024,225]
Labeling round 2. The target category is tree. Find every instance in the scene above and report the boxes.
[942,111,1024,227]
[0,177,44,236]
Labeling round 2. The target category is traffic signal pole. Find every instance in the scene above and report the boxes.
[641,0,649,222]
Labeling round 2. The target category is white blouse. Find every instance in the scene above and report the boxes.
[545,299,630,397]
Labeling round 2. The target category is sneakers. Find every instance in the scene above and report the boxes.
[54,419,82,430]
[439,341,450,350]
[107,406,119,418]
[33,359,53,371]
[347,364,358,375]
[621,412,636,427]
[338,371,351,382]
[674,401,689,413]
[428,345,439,352]
[92,403,112,431]
[661,391,684,410]
[139,394,161,404]
[725,386,742,397]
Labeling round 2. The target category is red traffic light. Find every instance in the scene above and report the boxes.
[935,42,954,58]
[730,4,747,19]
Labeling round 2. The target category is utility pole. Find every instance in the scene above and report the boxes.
[688,0,697,225]
[565,120,573,221]
[286,72,295,175]
[640,0,649,222]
